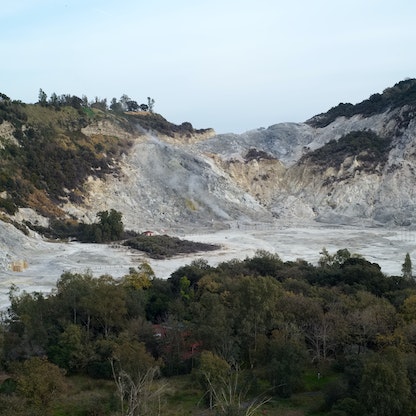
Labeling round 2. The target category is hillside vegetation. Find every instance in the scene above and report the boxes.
[0,92,209,223]
[300,130,391,172]
[308,78,416,127]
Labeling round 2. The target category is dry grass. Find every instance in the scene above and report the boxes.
[27,189,65,217]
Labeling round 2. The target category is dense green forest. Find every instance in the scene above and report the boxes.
[1,247,416,415]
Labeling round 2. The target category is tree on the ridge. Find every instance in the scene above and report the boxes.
[38,88,48,106]
[126,100,139,112]
[147,97,155,113]
[49,92,58,107]
[91,97,107,111]
[402,252,413,279]
[110,97,123,112]
[119,94,131,111]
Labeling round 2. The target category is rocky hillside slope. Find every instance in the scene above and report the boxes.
[193,79,416,227]
[1,79,416,235]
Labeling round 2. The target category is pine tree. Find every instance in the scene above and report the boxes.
[402,252,413,279]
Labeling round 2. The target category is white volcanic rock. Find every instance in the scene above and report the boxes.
[191,107,416,227]
[63,133,273,232]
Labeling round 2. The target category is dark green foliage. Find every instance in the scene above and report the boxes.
[324,378,349,411]
[30,210,124,243]
[169,259,212,293]
[308,78,416,127]
[95,209,124,242]
[126,100,139,111]
[20,130,112,202]
[0,197,18,215]
[332,398,364,416]
[125,112,210,137]
[264,335,307,397]
[244,148,276,162]
[0,97,27,127]
[2,248,416,414]
[0,378,17,395]
[243,250,283,278]
[124,234,220,259]
[402,252,413,279]
[301,130,391,173]
[309,251,401,296]
[145,282,172,322]
[359,348,413,416]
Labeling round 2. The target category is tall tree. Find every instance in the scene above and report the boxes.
[265,330,307,397]
[230,275,281,367]
[198,351,230,409]
[402,253,413,279]
[120,94,131,111]
[111,340,167,416]
[359,348,412,416]
[38,88,48,106]
[110,97,123,112]
[97,209,124,241]
[147,97,155,113]
[85,274,127,338]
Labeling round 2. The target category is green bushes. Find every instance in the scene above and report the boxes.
[124,234,220,259]
[308,78,416,128]
[34,210,125,243]
[0,197,18,215]
[301,130,391,172]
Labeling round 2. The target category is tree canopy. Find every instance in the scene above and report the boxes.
[1,248,416,415]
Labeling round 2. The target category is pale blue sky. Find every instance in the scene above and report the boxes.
[1,0,415,133]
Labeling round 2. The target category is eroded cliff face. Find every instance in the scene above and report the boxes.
[278,109,416,226]
[194,106,416,227]
[62,133,273,231]
[4,92,416,232]
[207,153,286,206]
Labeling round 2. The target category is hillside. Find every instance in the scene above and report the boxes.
[2,81,416,416]
[194,79,416,227]
[1,79,416,236]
